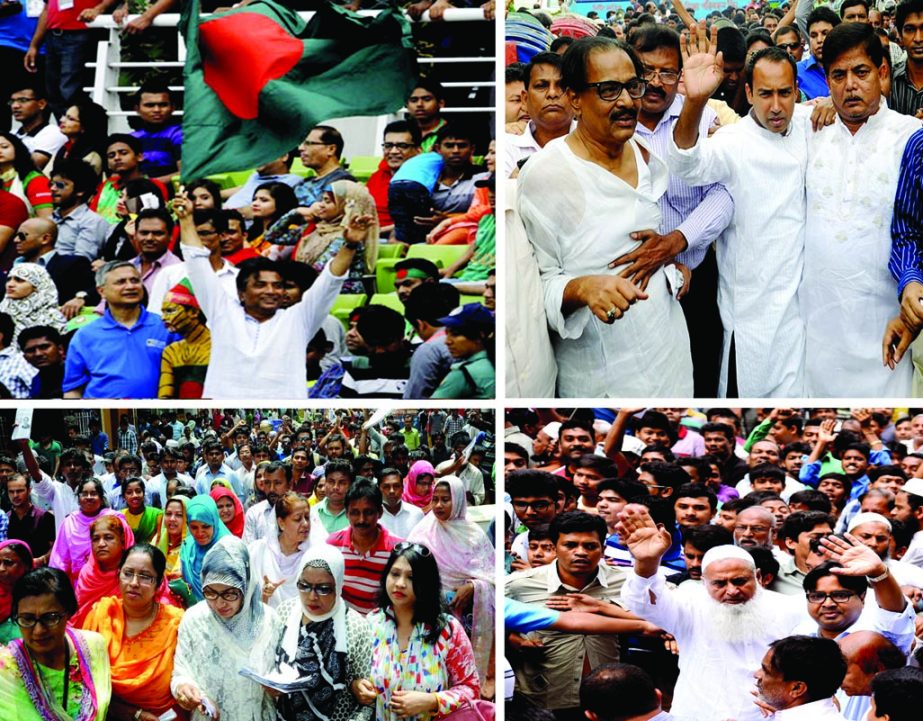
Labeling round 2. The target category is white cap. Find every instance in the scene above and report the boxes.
[847,512,892,532]
[593,419,612,436]
[541,422,561,441]
[903,478,923,498]
[702,545,756,574]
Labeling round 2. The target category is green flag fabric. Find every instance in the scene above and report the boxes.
[180,0,417,180]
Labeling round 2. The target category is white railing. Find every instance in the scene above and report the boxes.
[83,9,495,146]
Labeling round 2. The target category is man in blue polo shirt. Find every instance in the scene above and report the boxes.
[63,260,179,398]
[797,6,840,99]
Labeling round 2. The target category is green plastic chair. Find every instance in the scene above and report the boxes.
[377,243,406,260]
[375,258,400,294]
[458,294,483,306]
[331,294,369,329]
[347,155,382,183]
[368,292,405,314]
[405,244,468,273]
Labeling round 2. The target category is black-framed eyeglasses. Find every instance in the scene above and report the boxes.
[13,612,66,629]
[511,500,553,513]
[203,587,243,602]
[394,541,432,557]
[300,140,331,147]
[641,68,679,85]
[806,590,855,604]
[295,581,335,596]
[382,142,416,151]
[582,78,647,101]
[8,96,36,106]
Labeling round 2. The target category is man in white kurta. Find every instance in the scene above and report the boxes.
[802,51,920,395]
[667,47,809,397]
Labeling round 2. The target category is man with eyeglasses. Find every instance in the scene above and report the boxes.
[508,469,562,568]
[367,120,421,234]
[503,51,576,178]
[291,124,355,208]
[518,36,693,398]
[49,158,111,262]
[8,84,66,171]
[773,25,805,63]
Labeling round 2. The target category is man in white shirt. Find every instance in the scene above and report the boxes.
[173,195,368,399]
[435,439,486,505]
[752,635,848,721]
[146,447,193,507]
[503,51,576,177]
[243,461,290,543]
[378,467,423,538]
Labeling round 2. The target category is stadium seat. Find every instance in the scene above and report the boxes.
[289,158,317,179]
[368,293,405,314]
[376,258,400,294]
[331,294,368,329]
[347,155,381,183]
[376,243,406,260]
[406,244,468,272]
[459,294,483,306]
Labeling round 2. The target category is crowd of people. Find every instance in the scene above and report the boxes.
[0,1,497,399]
[505,0,923,398]
[0,406,497,720]
[503,406,923,721]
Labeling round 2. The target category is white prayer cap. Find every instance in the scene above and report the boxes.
[903,478,923,499]
[541,422,561,441]
[701,545,756,574]
[594,419,612,436]
[847,512,892,532]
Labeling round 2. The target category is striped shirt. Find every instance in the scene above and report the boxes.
[890,128,923,295]
[634,95,734,270]
[889,67,923,117]
[327,524,402,614]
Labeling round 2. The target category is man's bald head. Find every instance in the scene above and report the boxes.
[734,506,776,549]
[838,631,905,697]
[15,217,57,259]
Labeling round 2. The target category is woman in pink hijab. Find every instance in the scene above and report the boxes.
[401,460,437,513]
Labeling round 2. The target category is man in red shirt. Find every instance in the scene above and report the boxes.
[326,480,402,614]
[366,120,421,234]
[218,209,259,265]
[0,189,29,271]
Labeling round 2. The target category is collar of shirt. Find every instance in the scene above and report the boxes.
[15,249,56,266]
[132,249,182,273]
[0,346,17,359]
[52,203,91,224]
[773,698,841,720]
[318,499,345,518]
[546,560,610,593]
[101,305,154,330]
[800,55,822,72]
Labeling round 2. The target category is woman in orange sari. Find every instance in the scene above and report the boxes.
[82,543,185,721]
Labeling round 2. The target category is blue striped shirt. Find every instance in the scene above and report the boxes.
[889,128,923,295]
[634,95,734,269]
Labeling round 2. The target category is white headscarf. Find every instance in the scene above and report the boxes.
[280,544,348,658]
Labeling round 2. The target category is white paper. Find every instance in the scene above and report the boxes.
[11,409,32,441]
[26,0,44,18]
[58,0,74,10]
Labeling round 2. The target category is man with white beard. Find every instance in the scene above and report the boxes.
[618,504,807,721]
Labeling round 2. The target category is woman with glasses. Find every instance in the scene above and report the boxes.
[272,544,372,721]
[121,478,163,545]
[49,479,114,583]
[172,535,280,721]
[408,476,495,695]
[402,461,437,514]
[81,544,184,721]
[250,492,312,609]
[356,543,479,721]
[0,540,34,644]
[71,515,135,628]
[180,495,232,603]
[0,567,112,720]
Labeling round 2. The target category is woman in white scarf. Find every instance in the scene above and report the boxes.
[407,476,494,687]
[0,263,67,343]
[273,544,372,721]
[249,492,313,609]
[172,535,280,721]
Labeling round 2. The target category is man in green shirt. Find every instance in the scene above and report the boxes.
[431,303,495,399]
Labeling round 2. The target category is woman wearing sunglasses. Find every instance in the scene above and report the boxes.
[171,535,279,721]
[272,544,372,721]
[356,543,479,721]
[0,567,112,720]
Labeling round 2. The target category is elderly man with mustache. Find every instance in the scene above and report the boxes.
[517,35,694,397]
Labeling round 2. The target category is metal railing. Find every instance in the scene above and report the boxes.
[82,9,496,149]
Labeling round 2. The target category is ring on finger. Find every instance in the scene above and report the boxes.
[606,307,617,322]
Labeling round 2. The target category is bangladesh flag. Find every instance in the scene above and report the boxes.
[180,0,417,179]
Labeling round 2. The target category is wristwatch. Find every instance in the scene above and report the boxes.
[75,291,88,300]
[344,241,361,250]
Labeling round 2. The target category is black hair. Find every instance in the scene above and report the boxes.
[574,453,618,476]
[134,77,174,105]
[0,313,14,349]
[411,76,446,102]
[235,257,282,294]
[747,546,780,580]
[641,444,676,462]
[781,441,811,459]
[523,52,564,90]
[630,24,683,69]
[549,510,607,545]
[803,559,868,596]
[842,442,872,462]
[674,482,718,510]
[376,544,445,644]
[559,417,595,439]
[561,37,644,91]
[186,179,223,210]
[507,469,560,500]
[0,132,37,180]
[358,304,406,347]
[840,0,869,19]
[871,667,923,721]
[597,476,649,502]
[681,523,733,551]
[897,0,923,32]
[767,635,847,702]
[404,282,459,326]
[788,489,833,513]
[778,510,834,543]
[749,463,787,485]
[506,61,527,84]
[774,24,802,42]
[383,119,422,147]
[106,133,143,155]
[434,122,476,147]
[263,460,293,482]
[549,36,575,53]
[79,477,109,508]
[119,543,167,587]
[310,125,345,158]
[123,477,146,495]
[51,158,99,203]
[580,663,660,721]
[745,44,799,86]
[12,568,78,618]
[278,260,319,293]
[746,29,774,51]
[345,478,383,510]
[136,207,175,236]
[717,25,747,63]
[891,518,916,552]
[869,465,907,482]
[701,422,735,442]
[528,523,554,543]
[325,459,354,482]
[640,461,691,492]
[807,5,842,34]
[248,181,298,240]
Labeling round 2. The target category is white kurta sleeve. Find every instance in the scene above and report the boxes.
[667,130,734,188]
[296,263,347,343]
[620,570,692,637]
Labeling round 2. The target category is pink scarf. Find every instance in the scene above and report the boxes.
[401,460,436,509]
[71,515,135,628]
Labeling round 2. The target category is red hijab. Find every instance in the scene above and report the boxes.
[210,486,245,537]
[0,540,33,622]
[72,514,135,627]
